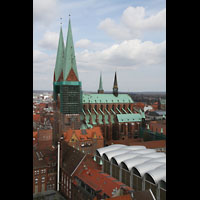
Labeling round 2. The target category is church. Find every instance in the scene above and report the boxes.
[52,18,145,147]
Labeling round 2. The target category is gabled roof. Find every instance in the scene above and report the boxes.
[74,167,132,197]
[63,126,103,142]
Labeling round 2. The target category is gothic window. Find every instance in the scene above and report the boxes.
[118,105,120,109]
[95,105,97,110]
[112,105,115,110]
[106,104,109,110]
[123,104,126,109]
[101,105,103,110]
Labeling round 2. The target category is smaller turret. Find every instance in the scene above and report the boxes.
[113,71,118,97]
[98,72,104,94]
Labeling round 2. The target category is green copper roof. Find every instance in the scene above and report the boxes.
[82,93,134,104]
[63,19,79,80]
[98,73,103,91]
[54,26,65,81]
[117,113,143,123]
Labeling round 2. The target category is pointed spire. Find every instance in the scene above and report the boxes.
[98,72,104,94]
[54,26,65,82]
[63,17,79,81]
[113,71,118,96]
[113,71,118,87]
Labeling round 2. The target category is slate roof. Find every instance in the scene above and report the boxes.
[61,141,86,175]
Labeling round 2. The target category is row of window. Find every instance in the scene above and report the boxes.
[34,169,46,175]
[84,104,132,111]
[34,176,46,184]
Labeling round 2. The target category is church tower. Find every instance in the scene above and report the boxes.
[53,18,82,146]
[98,72,104,94]
[113,71,118,97]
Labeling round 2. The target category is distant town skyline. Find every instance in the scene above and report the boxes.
[33,0,166,92]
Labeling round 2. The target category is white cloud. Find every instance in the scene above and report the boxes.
[38,31,59,50]
[76,39,166,72]
[75,39,91,48]
[33,0,59,25]
[75,39,107,50]
[98,6,166,40]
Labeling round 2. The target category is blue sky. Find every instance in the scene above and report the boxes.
[33,0,166,92]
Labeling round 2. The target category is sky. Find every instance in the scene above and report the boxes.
[33,0,166,92]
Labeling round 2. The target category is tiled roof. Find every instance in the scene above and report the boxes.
[105,194,132,200]
[75,167,133,197]
[33,131,38,138]
[63,126,103,142]
[33,114,40,122]
[61,142,85,175]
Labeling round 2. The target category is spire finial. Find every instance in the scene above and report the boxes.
[60,17,62,25]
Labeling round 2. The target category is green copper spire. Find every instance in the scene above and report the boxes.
[63,18,79,81]
[54,26,65,82]
[98,72,104,94]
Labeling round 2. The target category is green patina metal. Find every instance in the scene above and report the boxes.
[54,26,65,82]
[91,113,97,125]
[117,113,143,123]
[63,19,79,80]
[82,93,134,104]
[104,114,109,124]
[54,81,82,86]
[98,114,103,124]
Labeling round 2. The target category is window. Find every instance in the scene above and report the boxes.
[42,176,45,183]
[35,178,38,184]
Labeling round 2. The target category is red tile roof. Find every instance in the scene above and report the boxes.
[64,127,103,142]
[75,167,132,197]
[33,131,38,138]
[33,114,40,122]
[105,194,132,200]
